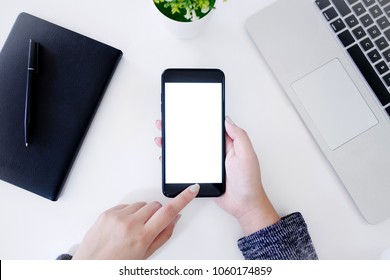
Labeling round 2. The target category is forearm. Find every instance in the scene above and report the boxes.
[237,212,318,260]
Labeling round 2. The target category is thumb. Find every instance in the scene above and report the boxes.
[225,116,244,140]
[224,117,255,157]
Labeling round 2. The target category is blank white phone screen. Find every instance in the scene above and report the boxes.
[165,82,222,184]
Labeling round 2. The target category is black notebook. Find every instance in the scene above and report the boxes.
[0,13,123,200]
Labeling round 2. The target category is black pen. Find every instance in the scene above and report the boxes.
[24,39,39,147]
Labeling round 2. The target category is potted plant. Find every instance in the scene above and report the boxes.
[153,0,219,39]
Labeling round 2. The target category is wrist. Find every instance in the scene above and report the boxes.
[237,198,280,236]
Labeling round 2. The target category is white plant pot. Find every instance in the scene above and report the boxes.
[157,9,214,39]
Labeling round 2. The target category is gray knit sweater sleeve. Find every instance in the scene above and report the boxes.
[237,212,318,260]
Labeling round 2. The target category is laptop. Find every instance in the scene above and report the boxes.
[246,0,390,224]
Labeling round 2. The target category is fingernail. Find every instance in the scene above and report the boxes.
[152,201,162,208]
[189,183,200,193]
[226,116,235,125]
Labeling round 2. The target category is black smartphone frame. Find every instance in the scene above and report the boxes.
[161,68,226,197]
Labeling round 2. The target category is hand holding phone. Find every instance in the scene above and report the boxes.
[161,69,226,197]
[155,117,280,235]
[216,118,280,235]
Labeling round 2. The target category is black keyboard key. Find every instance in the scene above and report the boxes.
[378,0,390,7]
[331,18,346,32]
[375,61,389,74]
[382,49,390,62]
[384,6,390,18]
[316,0,331,10]
[377,16,390,30]
[323,7,339,21]
[345,14,359,28]
[369,5,384,18]
[352,26,367,39]
[368,49,382,63]
[367,25,381,39]
[384,29,390,41]
[375,37,389,50]
[338,30,355,46]
[385,106,390,117]
[383,73,390,86]
[331,0,351,16]
[360,14,374,27]
[362,0,375,7]
[347,44,390,105]
[360,37,374,50]
[352,3,366,16]
[347,0,358,4]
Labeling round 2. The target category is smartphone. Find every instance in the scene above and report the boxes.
[161,68,225,197]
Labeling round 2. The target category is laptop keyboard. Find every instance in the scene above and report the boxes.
[315,0,390,116]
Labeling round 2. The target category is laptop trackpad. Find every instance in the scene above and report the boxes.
[292,59,378,150]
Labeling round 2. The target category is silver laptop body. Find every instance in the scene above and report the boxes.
[246,0,390,224]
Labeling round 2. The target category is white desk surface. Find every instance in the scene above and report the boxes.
[1,0,390,260]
